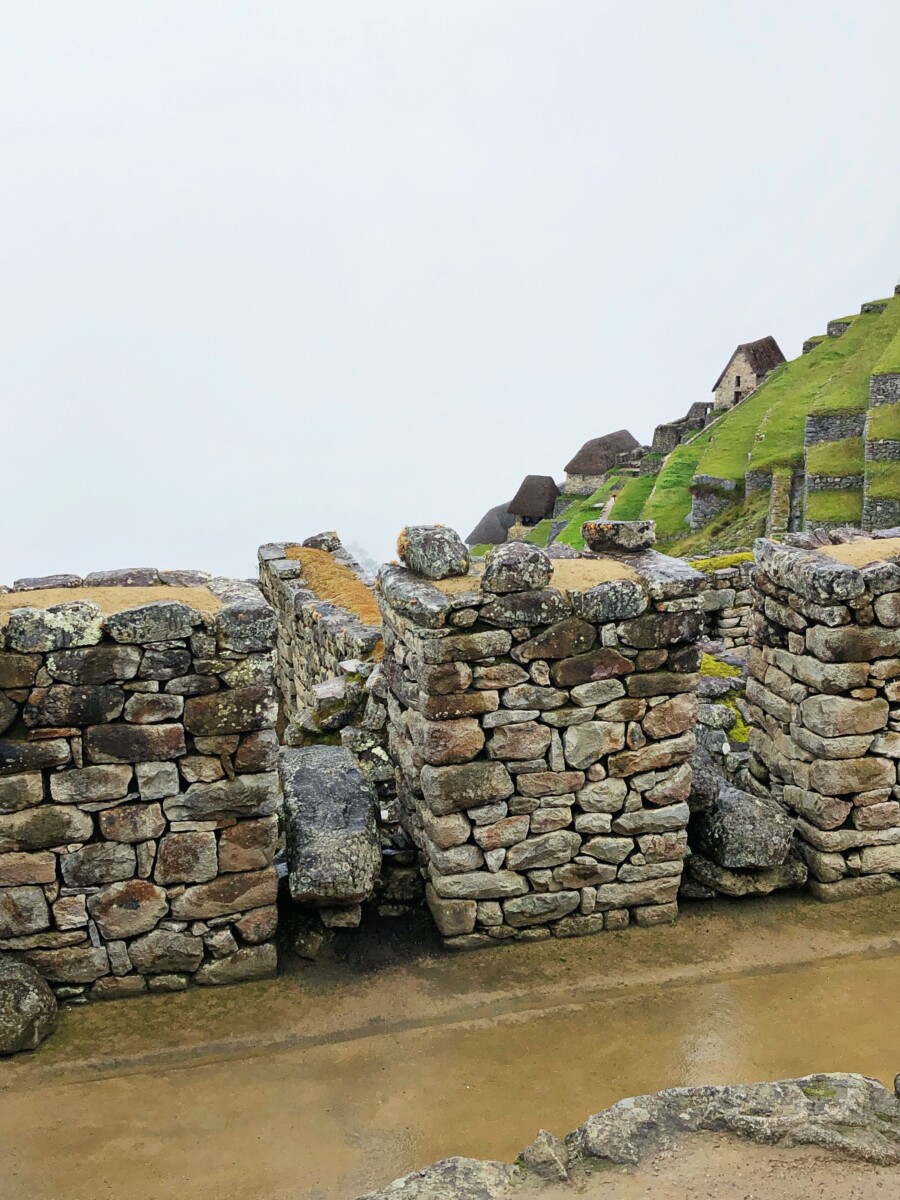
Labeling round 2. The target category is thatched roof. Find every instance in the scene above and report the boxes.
[712,336,785,391]
[565,430,640,475]
[508,475,560,520]
[466,503,515,546]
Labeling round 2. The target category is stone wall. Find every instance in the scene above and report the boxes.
[869,373,900,407]
[0,572,280,1000]
[689,475,738,531]
[804,412,867,446]
[563,473,605,497]
[747,536,900,901]
[258,536,382,727]
[691,555,753,647]
[713,348,756,411]
[377,525,703,949]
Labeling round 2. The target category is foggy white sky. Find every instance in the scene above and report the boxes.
[2,1,899,581]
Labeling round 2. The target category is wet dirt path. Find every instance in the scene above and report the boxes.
[3,894,900,1200]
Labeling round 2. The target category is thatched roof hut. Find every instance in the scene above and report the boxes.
[507,475,560,521]
[466,503,515,546]
[565,430,640,475]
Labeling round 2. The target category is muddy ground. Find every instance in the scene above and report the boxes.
[3,892,900,1199]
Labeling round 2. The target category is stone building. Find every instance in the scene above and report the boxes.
[563,430,640,495]
[506,475,560,538]
[712,336,785,412]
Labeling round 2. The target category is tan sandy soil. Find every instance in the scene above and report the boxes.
[285,545,382,628]
[818,536,900,567]
[432,557,639,597]
[541,1136,895,1199]
[3,894,900,1199]
[0,585,221,622]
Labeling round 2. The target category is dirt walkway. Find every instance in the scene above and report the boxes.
[2,894,900,1199]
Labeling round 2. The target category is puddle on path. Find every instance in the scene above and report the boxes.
[2,945,900,1200]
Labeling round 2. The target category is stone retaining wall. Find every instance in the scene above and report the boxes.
[869,374,900,406]
[689,475,738,531]
[0,571,280,999]
[747,537,900,901]
[690,555,753,647]
[805,412,867,446]
[377,527,703,949]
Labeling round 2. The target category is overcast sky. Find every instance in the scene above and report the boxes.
[2,1,899,581]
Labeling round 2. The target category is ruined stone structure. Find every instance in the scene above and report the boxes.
[712,336,785,412]
[692,554,754,647]
[0,571,280,999]
[747,535,900,901]
[563,430,641,495]
[377,525,703,948]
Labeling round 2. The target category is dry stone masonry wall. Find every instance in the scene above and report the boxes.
[691,554,753,647]
[0,571,280,1000]
[258,535,382,729]
[377,523,704,949]
[747,536,900,901]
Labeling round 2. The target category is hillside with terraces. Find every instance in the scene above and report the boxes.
[470,280,900,559]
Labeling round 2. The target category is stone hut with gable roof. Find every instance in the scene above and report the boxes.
[563,430,640,496]
[712,336,785,412]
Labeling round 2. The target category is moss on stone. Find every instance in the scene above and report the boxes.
[802,1081,838,1100]
[688,551,754,573]
[701,652,741,680]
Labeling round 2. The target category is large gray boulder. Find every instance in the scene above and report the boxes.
[397,525,470,580]
[0,957,57,1055]
[359,1074,900,1197]
[281,746,380,906]
[695,782,795,869]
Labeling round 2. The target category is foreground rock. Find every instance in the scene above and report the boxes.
[359,1073,900,1197]
[0,957,57,1055]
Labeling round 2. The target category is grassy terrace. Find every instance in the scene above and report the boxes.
[808,297,900,417]
[805,489,864,526]
[608,473,656,520]
[642,425,717,542]
[805,436,865,477]
[867,403,900,440]
[873,322,900,376]
[865,459,900,499]
[679,305,890,488]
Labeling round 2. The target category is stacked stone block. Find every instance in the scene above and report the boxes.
[747,537,900,901]
[0,572,280,999]
[377,525,704,949]
[693,555,753,647]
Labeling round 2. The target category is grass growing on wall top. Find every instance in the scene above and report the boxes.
[865,459,900,499]
[688,551,754,572]
[608,474,656,520]
[808,297,900,418]
[804,489,864,526]
[867,404,900,440]
[805,437,865,477]
[641,426,717,541]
